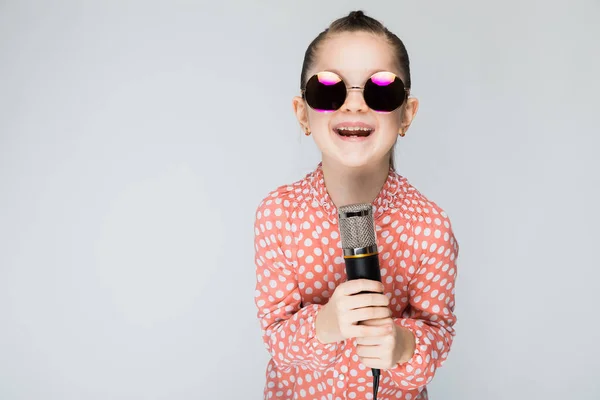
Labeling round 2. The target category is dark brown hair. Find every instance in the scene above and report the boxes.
[300,10,411,170]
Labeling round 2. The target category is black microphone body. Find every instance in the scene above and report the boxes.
[344,253,382,282]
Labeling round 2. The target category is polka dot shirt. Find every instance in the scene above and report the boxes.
[253,163,459,400]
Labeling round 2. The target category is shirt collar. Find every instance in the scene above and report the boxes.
[307,162,403,223]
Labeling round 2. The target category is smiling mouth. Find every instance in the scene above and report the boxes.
[334,127,374,137]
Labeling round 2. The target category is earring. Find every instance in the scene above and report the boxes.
[304,127,311,136]
[399,130,406,137]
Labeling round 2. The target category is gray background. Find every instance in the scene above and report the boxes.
[1,1,599,399]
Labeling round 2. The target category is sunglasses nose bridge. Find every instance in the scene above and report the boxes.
[342,86,368,111]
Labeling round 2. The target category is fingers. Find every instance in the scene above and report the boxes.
[331,280,395,341]
[347,307,391,324]
[346,322,393,339]
[356,344,381,359]
[338,279,384,296]
[356,336,384,346]
[355,321,395,344]
[337,307,393,340]
[356,334,398,370]
[360,317,394,327]
[345,292,390,310]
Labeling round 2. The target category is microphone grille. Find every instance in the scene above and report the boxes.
[338,203,377,249]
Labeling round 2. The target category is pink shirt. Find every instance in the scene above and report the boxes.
[253,163,459,399]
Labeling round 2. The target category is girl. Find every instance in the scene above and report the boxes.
[253,10,459,400]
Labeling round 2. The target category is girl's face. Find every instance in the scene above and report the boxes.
[293,31,419,170]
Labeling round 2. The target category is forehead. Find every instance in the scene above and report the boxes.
[310,31,398,83]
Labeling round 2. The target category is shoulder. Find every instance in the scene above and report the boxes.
[392,173,457,244]
[253,170,314,226]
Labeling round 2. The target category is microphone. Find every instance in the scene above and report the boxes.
[338,203,382,400]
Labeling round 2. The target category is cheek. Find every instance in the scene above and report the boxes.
[308,111,333,131]
[377,112,402,135]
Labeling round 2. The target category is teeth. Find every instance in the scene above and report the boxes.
[337,126,371,131]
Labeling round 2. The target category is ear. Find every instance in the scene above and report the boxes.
[292,95,310,132]
[400,97,419,133]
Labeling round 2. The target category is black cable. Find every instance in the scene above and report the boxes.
[372,368,380,399]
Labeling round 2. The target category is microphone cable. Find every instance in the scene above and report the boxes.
[372,368,380,399]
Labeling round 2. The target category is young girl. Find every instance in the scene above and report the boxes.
[253,11,459,400]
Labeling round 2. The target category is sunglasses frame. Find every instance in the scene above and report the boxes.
[300,70,411,113]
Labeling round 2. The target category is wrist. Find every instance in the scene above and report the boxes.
[315,303,339,344]
[394,324,416,365]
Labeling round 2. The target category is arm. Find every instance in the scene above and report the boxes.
[253,202,341,371]
[388,217,459,388]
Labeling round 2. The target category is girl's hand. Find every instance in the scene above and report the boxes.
[356,318,416,369]
[315,279,393,344]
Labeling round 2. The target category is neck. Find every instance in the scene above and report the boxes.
[321,156,391,209]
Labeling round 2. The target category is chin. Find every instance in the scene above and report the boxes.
[331,153,384,170]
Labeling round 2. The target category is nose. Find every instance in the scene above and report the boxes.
[342,87,367,113]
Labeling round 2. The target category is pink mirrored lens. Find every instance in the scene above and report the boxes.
[370,72,396,86]
[317,71,342,86]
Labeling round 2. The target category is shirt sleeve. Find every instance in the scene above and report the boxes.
[253,199,341,371]
[388,214,459,389]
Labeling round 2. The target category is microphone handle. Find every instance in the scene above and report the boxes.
[345,252,381,285]
[344,252,382,390]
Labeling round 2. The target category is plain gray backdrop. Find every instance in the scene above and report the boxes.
[1,1,599,399]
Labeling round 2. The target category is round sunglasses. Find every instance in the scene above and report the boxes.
[301,71,409,113]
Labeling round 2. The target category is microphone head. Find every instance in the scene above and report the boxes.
[338,203,377,250]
